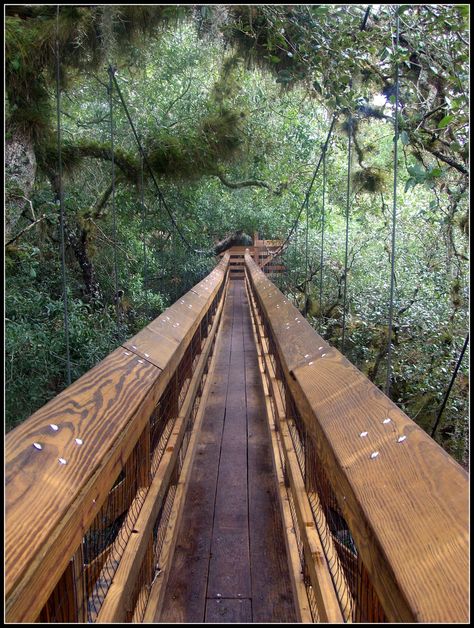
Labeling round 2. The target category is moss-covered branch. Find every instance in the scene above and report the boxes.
[216,172,271,191]
[74,142,140,183]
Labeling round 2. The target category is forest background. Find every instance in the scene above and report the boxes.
[5,5,469,467]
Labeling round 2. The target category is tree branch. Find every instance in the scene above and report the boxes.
[397,285,420,316]
[5,214,47,246]
[83,181,115,220]
[162,76,193,119]
[75,143,139,182]
[425,147,468,175]
[216,172,272,191]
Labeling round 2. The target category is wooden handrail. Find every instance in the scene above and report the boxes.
[5,253,230,623]
[244,253,468,623]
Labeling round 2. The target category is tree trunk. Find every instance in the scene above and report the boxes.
[66,221,103,303]
[45,165,104,304]
[5,130,37,240]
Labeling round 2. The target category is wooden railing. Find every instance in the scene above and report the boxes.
[219,244,286,276]
[6,251,468,623]
[5,254,230,623]
[244,253,469,623]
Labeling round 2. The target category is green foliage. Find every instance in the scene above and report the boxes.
[5,8,469,469]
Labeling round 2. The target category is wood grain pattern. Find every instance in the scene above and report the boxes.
[6,255,230,623]
[97,280,226,622]
[6,347,161,622]
[245,253,469,623]
[293,357,468,622]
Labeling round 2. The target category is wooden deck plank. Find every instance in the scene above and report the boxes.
[159,280,297,622]
[245,362,297,621]
[206,281,251,600]
[158,285,234,623]
[142,295,229,623]
[205,598,252,623]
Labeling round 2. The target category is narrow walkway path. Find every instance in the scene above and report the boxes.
[158,280,297,623]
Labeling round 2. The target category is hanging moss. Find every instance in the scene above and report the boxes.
[33,99,245,187]
[113,6,176,44]
[200,108,244,155]
[6,9,105,137]
[35,136,83,176]
[6,6,251,188]
[35,138,140,187]
[6,6,180,153]
[219,6,305,83]
[147,107,244,181]
[352,167,387,194]
[440,331,454,345]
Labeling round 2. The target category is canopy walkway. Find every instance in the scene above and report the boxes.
[5,253,468,623]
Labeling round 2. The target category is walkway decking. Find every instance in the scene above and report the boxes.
[157,280,297,623]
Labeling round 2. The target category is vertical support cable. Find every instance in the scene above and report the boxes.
[430,333,469,439]
[108,65,120,334]
[304,195,309,316]
[341,114,352,355]
[158,195,164,297]
[294,218,299,292]
[140,149,149,318]
[319,148,326,332]
[385,8,400,396]
[55,5,71,386]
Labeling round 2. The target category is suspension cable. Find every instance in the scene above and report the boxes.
[55,5,71,385]
[340,113,352,355]
[140,148,149,318]
[385,7,400,396]
[108,66,121,334]
[108,67,212,256]
[304,195,309,315]
[319,147,327,332]
[430,333,469,439]
[269,113,337,262]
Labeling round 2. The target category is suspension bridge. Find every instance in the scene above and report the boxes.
[5,251,469,622]
[5,9,469,624]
